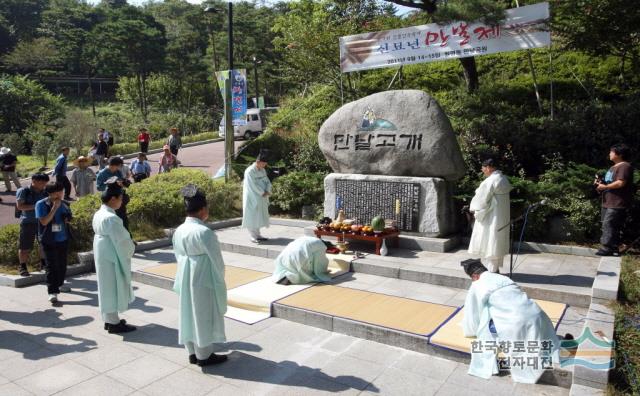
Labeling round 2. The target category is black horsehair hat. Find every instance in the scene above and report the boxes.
[461,259,487,277]
[181,184,207,213]
[102,176,123,199]
[256,149,271,163]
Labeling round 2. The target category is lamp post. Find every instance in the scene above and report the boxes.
[252,56,261,108]
[204,2,234,183]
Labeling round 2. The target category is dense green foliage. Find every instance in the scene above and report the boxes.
[270,171,326,214]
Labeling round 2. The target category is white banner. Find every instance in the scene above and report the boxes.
[340,2,550,73]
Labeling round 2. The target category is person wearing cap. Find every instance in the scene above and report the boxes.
[0,146,20,192]
[70,156,96,197]
[131,152,151,182]
[36,181,73,304]
[137,128,151,153]
[461,259,560,384]
[467,158,513,273]
[15,173,50,277]
[167,127,182,157]
[159,145,178,173]
[93,177,137,333]
[271,237,332,285]
[172,184,228,366]
[242,150,272,243]
[53,147,73,201]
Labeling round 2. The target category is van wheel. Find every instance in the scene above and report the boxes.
[244,131,252,140]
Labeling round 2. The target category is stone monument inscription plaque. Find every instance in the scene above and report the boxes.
[335,179,420,231]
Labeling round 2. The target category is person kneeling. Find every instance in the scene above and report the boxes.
[272,237,331,285]
[461,259,560,384]
[172,184,228,366]
[93,177,136,334]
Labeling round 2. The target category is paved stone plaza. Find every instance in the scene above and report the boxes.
[0,262,570,396]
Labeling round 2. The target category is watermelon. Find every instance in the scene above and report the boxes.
[371,216,385,232]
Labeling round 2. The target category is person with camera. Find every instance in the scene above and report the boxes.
[36,181,73,304]
[594,144,634,256]
[97,157,131,231]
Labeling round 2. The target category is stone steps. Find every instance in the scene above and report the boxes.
[213,236,593,308]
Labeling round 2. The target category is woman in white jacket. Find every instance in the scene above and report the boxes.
[468,158,513,273]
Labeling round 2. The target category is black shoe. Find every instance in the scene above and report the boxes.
[19,264,29,277]
[104,319,127,330]
[189,354,197,364]
[106,321,136,334]
[256,237,268,241]
[197,353,228,366]
[595,249,614,256]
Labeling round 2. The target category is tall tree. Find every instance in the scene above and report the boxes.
[0,0,49,56]
[551,0,640,83]
[86,4,166,120]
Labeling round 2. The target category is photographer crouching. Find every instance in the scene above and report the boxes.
[97,157,132,232]
[594,144,634,256]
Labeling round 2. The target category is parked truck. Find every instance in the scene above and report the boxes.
[219,107,278,140]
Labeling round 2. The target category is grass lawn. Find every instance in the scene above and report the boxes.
[16,155,48,177]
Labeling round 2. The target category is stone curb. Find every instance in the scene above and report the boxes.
[570,256,620,392]
[460,236,598,258]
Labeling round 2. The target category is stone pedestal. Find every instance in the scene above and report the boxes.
[323,173,457,237]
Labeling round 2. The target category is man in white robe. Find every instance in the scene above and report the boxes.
[242,150,272,243]
[461,259,560,384]
[272,237,331,285]
[173,185,228,366]
[92,177,136,333]
[468,158,513,273]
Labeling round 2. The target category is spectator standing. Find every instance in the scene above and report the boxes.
[15,173,49,276]
[70,156,96,197]
[595,144,635,256]
[95,134,109,170]
[159,145,178,173]
[53,147,73,201]
[36,181,72,304]
[0,146,21,192]
[131,152,151,182]
[167,127,182,157]
[137,128,151,153]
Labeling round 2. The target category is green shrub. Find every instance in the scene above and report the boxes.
[0,224,21,267]
[232,131,296,177]
[91,131,218,157]
[270,171,326,215]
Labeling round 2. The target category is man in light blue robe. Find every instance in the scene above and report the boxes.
[173,184,228,366]
[92,177,136,333]
[461,259,560,384]
[272,237,331,285]
[242,150,272,243]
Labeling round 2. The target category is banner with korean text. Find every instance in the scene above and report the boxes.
[215,69,248,126]
[340,2,550,73]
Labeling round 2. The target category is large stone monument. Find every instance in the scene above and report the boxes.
[319,90,466,237]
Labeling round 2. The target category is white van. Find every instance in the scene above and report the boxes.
[219,108,277,140]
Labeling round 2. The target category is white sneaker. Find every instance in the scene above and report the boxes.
[59,285,71,292]
[48,294,58,303]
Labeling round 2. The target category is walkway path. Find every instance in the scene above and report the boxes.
[0,140,241,227]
